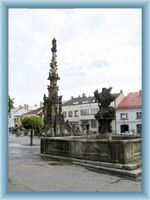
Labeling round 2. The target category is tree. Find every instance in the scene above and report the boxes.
[22,116,44,146]
[8,96,14,113]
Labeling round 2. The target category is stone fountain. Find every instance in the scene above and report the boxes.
[40,39,142,178]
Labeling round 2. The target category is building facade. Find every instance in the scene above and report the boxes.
[116,91,142,135]
[62,91,124,134]
[9,104,38,129]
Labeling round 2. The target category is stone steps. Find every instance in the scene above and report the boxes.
[40,154,142,179]
[73,162,142,179]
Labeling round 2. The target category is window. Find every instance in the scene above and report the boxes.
[80,109,90,116]
[63,112,67,118]
[120,113,128,120]
[120,124,129,133]
[136,124,142,134]
[91,120,97,128]
[72,121,79,126]
[68,111,73,117]
[136,112,142,119]
[91,108,98,115]
[14,118,18,123]
[74,110,79,117]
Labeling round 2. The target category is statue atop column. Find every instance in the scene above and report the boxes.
[43,38,61,136]
[42,38,81,137]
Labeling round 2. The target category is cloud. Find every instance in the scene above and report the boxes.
[87,60,110,69]
[9,8,141,106]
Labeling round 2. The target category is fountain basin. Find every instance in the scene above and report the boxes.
[40,136,141,164]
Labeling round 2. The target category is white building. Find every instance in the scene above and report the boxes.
[9,108,20,128]
[116,91,142,135]
[9,104,38,128]
[62,91,124,134]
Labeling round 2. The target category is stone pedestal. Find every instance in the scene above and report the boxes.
[97,133,112,140]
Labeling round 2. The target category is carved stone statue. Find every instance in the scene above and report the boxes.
[51,38,57,52]
[94,87,115,135]
[43,38,81,137]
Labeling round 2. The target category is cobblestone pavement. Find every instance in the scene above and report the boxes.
[9,134,142,192]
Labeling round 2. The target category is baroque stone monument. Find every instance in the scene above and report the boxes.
[43,38,64,137]
[94,87,115,139]
[43,38,80,137]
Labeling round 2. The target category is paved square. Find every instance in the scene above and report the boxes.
[9,135,141,192]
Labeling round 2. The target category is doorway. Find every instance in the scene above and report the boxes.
[120,124,129,133]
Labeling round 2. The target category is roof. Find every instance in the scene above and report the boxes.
[22,107,43,116]
[63,93,121,106]
[116,91,142,110]
[11,105,39,117]
[14,108,30,117]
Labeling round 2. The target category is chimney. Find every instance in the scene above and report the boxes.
[26,104,29,111]
[71,96,74,99]
[24,104,29,110]
[40,101,43,107]
[82,93,86,98]
[18,105,22,109]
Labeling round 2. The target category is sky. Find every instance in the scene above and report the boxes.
[9,8,141,107]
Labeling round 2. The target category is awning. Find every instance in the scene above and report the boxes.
[80,120,89,125]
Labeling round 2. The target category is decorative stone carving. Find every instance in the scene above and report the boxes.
[51,38,57,52]
[94,87,115,137]
[43,39,61,136]
[43,39,80,137]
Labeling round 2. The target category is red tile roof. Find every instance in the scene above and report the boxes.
[116,91,142,110]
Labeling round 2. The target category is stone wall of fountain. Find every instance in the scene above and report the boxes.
[41,136,141,164]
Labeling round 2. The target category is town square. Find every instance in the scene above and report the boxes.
[8,8,142,193]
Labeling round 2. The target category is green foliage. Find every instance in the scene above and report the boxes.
[8,96,14,113]
[22,116,44,130]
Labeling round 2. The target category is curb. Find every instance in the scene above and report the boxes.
[40,154,142,179]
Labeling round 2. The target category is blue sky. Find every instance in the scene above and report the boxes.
[9,8,141,107]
